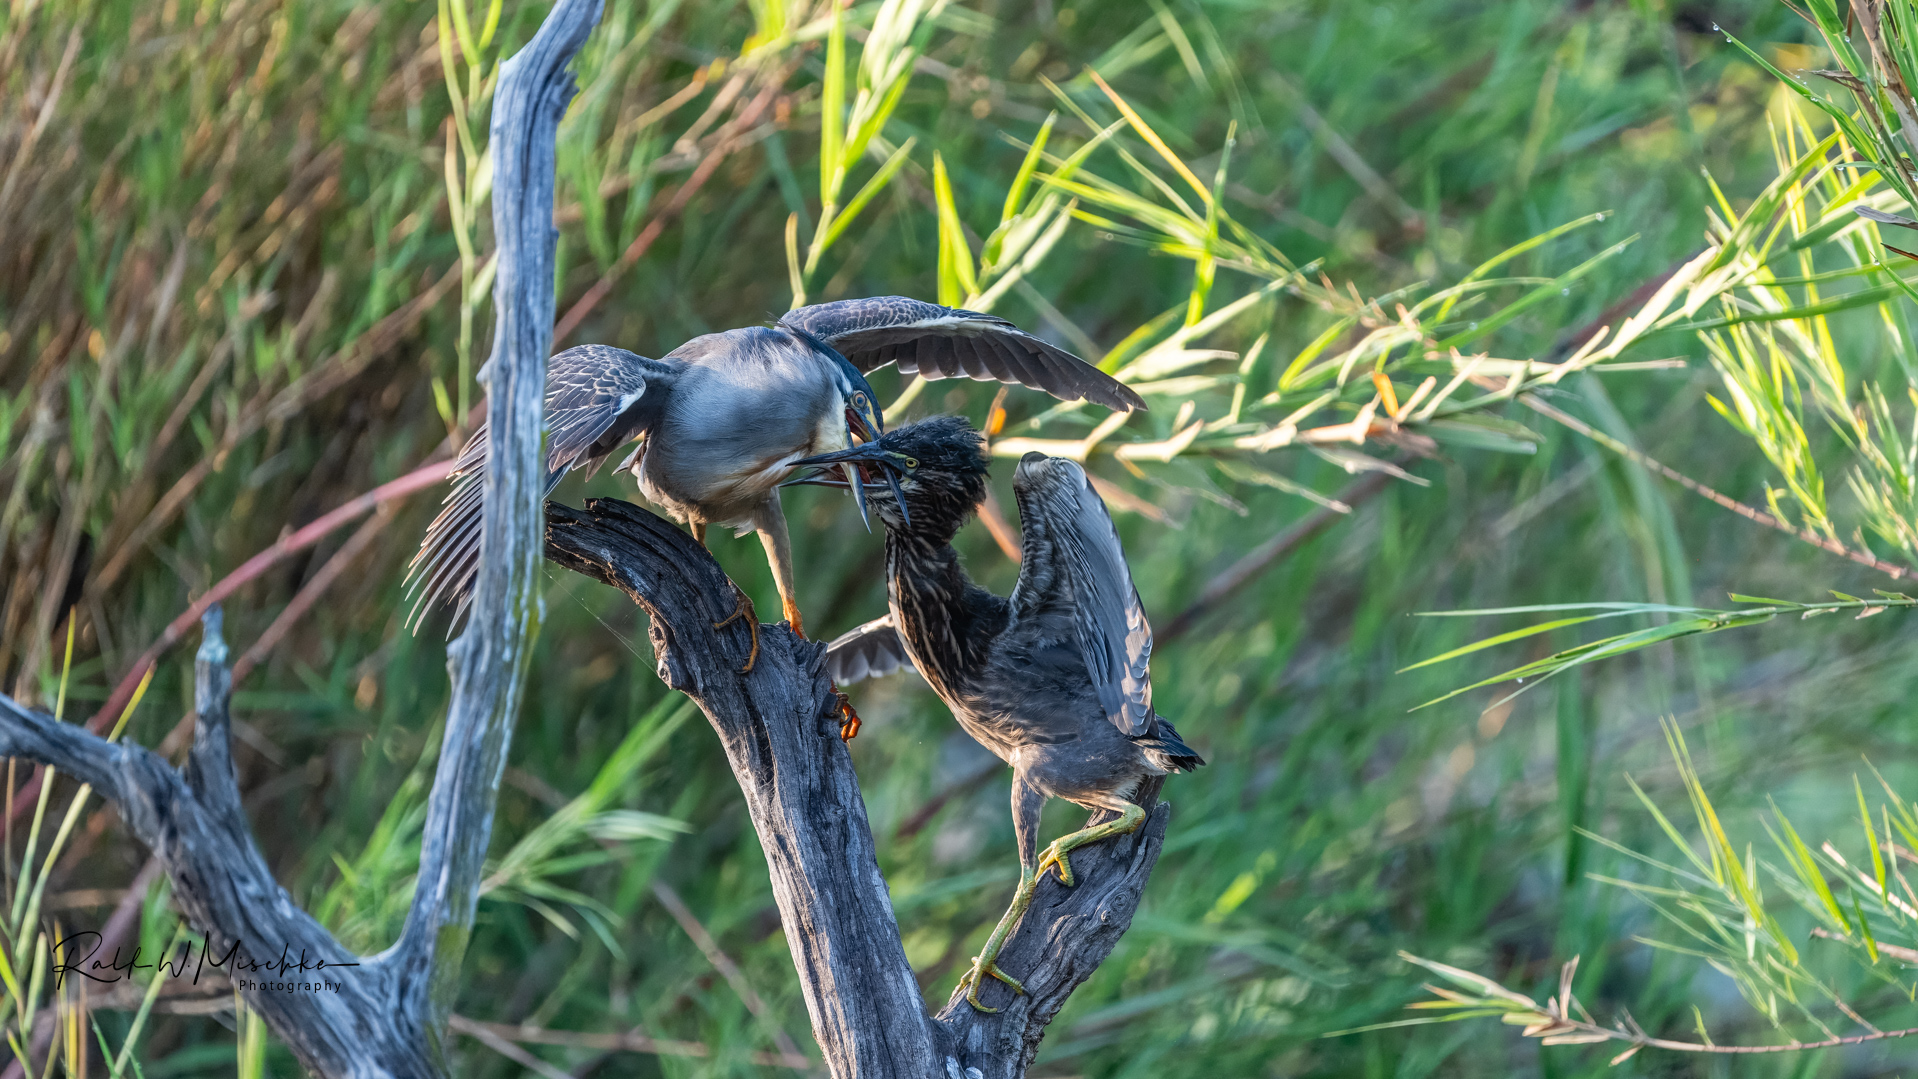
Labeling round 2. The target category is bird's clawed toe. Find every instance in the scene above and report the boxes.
[1035,843,1076,887]
[957,955,1025,1012]
[712,585,760,673]
[833,688,862,741]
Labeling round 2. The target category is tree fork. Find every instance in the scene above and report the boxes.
[0,0,1174,1069]
[547,495,1171,1079]
[0,2,600,1074]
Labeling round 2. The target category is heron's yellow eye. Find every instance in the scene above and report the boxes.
[851,392,867,408]
[905,457,918,468]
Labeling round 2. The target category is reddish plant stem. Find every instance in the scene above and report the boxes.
[8,460,454,825]
[230,504,396,685]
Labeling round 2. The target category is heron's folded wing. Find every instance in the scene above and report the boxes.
[778,296,1146,413]
[1008,453,1153,736]
[824,614,916,685]
[407,345,679,631]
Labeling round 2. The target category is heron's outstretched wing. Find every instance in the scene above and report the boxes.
[779,296,1146,413]
[824,614,916,685]
[1008,453,1152,736]
[408,345,680,629]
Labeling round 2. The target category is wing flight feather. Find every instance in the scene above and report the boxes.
[1007,453,1153,736]
[824,614,916,685]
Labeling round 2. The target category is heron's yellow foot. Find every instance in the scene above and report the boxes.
[957,954,1025,1013]
[1036,842,1076,887]
[1034,803,1147,888]
[833,688,863,741]
[782,595,806,637]
[956,865,1040,1012]
[712,586,760,673]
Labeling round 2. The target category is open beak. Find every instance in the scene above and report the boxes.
[839,397,882,530]
[784,442,911,528]
[844,458,871,530]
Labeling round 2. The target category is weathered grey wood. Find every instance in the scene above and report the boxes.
[0,0,1171,1068]
[546,498,943,1076]
[546,497,1172,1079]
[0,3,602,1075]
[0,610,433,1077]
[391,0,603,1049]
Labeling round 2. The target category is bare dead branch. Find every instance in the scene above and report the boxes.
[546,496,1171,1079]
[0,3,603,1074]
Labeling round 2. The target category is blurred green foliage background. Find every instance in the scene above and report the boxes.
[14,0,1918,1074]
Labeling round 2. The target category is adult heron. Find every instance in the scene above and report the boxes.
[790,416,1203,1011]
[408,296,1145,671]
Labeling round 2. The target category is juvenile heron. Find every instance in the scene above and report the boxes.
[408,296,1146,669]
[791,416,1203,1011]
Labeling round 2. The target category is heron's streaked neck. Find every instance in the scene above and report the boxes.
[884,530,966,596]
[888,495,972,546]
[885,530,982,694]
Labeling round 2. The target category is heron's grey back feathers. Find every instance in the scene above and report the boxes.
[779,296,1146,414]
[640,328,845,518]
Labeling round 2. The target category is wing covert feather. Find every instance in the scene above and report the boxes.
[779,296,1146,413]
[406,345,678,629]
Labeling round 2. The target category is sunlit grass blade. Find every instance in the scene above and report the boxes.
[1859,775,1888,898]
[1411,616,1729,711]
[1086,67,1210,204]
[1766,802,1849,933]
[932,152,978,305]
[1399,616,1615,673]
[999,113,1056,229]
[819,136,915,252]
[1414,602,1709,617]
[819,0,846,199]
[1433,212,1610,323]
[1435,236,1639,350]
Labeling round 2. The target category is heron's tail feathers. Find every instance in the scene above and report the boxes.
[405,423,492,635]
[408,344,675,634]
[405,422,570,636]
[1135,716,1205,773]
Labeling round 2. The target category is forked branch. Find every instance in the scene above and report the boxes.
[0,1,600,1074]
[545,496,1171,1079]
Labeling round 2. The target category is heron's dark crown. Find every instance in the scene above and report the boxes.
[867,416,990,538]
[781,325,883,430]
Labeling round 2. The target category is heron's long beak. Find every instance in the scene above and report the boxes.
[842,398,882,530]
[844,459,871,530]
[784,442,912,528]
